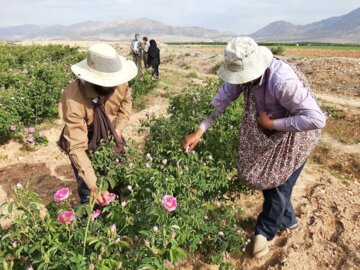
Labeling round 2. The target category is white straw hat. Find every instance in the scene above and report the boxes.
[71,43,138,87]
[217,37,273,84]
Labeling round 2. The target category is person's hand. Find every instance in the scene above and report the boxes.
[183,129,204,153]
[257,111,275,130]
[115,129,123,140]
[90,187,110,206]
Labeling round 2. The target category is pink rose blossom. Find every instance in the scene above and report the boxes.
[26,135,35,143]
[104,192,116,205]
[91,209,101,220]
[27,127,35,133]
[57,211,76,225]
[54,187,70,202]
[163,259,174,269]
[162,195,177,212]
[10,125,16,131]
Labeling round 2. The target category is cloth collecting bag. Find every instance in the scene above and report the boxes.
[237,65,321,190]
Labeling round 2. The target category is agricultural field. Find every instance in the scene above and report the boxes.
[0,41,359,269]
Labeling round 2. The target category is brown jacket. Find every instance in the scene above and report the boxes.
[58,80,132,189]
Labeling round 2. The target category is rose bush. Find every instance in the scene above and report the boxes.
[0,79,250,269]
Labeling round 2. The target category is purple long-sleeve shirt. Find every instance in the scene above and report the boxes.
[200,58,326,132]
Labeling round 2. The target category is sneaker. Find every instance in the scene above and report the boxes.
[279,222,299,232]
[253,234,269,258]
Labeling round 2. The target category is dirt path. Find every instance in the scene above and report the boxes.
[316,93,360,109]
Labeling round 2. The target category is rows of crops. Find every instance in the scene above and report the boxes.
[0,45,248,269]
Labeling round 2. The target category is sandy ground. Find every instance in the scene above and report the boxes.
[0,41,359,269]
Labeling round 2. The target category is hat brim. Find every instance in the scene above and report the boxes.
[217,46,273,84]
[71,58,138,87]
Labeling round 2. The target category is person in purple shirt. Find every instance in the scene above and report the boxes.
[183,37,326,258]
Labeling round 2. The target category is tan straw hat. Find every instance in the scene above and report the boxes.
[217,37,273,84]
[71,43,138,87]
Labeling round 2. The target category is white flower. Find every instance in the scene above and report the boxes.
[162,159,168,165]
[204,215,209,220]
[129,162,134,168]
[208,155,213,160]
[145,163,150,168]
[115,237,121,243]
[218,231,224,237]
[152,226,158,233]
[27,267,34,270]
[198,240,202,244]
[16,183,23,189]
[146,153,153,160]
[127,185,132,191]
[121,201,127,207]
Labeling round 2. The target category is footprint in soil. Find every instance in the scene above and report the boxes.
[0,163,78,205]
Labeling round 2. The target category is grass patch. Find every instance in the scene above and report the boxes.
[310,142,360,179]
[208,61,223,75]
[321,105,360,144]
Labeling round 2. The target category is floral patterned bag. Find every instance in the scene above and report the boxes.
[237,64,321,190]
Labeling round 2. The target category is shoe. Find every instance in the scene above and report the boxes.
[279,222,298,232]
[253,234,269,258]
[288,223,298,230]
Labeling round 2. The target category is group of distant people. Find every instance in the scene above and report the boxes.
[130,33,160,79]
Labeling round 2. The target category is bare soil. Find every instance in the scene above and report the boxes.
[1,41,359,270]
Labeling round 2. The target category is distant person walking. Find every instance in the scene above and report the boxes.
[142,36,150,69]
[147,39,160,79]
[130,33,142,70]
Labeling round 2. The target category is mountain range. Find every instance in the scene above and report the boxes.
[0,7,359,43]
[251,7,360,43]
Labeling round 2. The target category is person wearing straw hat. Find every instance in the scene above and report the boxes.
[183,37,326,258]
[58,43,137,206]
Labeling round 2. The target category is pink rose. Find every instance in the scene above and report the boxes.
[27,127,35,133]
[104,193,116,205]
[162,195,177,212]
[26,135,35,143]
[10,125,16,131]
[163,259,174,269]
[91,209,101,220]
[54,187,70,202]
[57,211,76,225]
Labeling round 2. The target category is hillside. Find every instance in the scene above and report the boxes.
[251,7,360,43]
[0,18,235,42]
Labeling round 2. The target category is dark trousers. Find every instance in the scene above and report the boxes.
[151,64,159,78]
[255,162,306,240]
[71,162,90,204]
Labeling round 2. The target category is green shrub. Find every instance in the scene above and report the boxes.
[0,44,85,143]
[270,46,285,55]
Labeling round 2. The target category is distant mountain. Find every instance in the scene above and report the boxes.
[1,8,360,43]
[0,18,235,42]
[251,7,360,43]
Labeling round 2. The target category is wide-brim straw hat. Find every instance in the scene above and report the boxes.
[217,37,273,84]
[71,43,138,87]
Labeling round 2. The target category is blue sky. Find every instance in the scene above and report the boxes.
[0,0,359,34]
